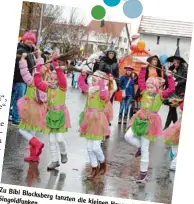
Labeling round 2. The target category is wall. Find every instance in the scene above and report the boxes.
[140,34,192,63]
[81,26,130,57]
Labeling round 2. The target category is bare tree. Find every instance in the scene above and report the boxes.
[47,8,88,53]
[41,4,64,44]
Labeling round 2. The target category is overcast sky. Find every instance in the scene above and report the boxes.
[61,5,141,35]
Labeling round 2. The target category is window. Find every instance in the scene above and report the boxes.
[177,38,180,46]
[119,37,122,42]
[157,36,160,44]
[124,38,127,43]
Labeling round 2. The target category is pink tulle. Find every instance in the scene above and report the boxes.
[162,118,181,145]
[17,96,48,130]
[128,109,162,138]
[80,108,109,138]
[78,75,88,93]
[63,105,72,128]
[104,101,113,121]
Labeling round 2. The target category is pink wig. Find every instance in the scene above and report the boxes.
[22,30,36,44]
[146,77,160,90]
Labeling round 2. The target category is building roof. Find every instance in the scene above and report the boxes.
[138,16,194,38]
[87,20,127,38]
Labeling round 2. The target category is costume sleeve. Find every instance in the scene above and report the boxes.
[98,60,105,72]
[78,75,89,93]
[176,69,187,86]
[19,59,33,86]
[115,63,119,78]
[99,80,108,100]
[34,70,49,92]
[162,75,175,99]
[138,67,147,92]
[55,67,67,90]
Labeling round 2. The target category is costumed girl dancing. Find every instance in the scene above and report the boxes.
[17,53,48,162]
[124,66,175,183]
[34,58,71,170]
[79,70,110,180]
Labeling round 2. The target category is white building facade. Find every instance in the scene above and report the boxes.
[81,20,131,58]
[138,16,194,63]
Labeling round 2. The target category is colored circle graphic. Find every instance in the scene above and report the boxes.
[91,5,106,20]
[123,0,143,19]
[103,0,121,7]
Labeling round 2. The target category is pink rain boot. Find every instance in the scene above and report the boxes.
[29,137,44,156]
[24,147,40,162]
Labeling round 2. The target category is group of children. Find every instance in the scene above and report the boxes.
[16,33,183,182]
[17,46,116,180]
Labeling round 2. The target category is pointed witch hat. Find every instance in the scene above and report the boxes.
[167,46,186,63]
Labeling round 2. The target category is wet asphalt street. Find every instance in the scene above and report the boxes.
[1,77,179,204]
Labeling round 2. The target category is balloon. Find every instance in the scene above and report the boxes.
[159,55,168,65]
[130,44,138,52]
[137,40,145,51]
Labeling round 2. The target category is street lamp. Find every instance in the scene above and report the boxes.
[37,3,44,47]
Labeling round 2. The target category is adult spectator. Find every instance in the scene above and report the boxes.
[11,31,36,125]
[164,47,187,129]
[98,48,119,103]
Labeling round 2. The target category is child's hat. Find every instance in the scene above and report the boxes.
[146,77,160,89]
[93,70,109,80]
[124,65,134,71]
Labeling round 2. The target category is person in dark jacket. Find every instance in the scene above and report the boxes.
[93,55,105,72]
[164,47,187,129]
[98,49,119,103]
[11,31,36,125]
[135,55,168,100]
[118,66,135,124]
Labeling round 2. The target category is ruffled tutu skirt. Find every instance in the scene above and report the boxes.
[128,109,162,141]
[80,108,109,141]
[104,101,113,121]
[162,118,181,146]
[17,96,49,133]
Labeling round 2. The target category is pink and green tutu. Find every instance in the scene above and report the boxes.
[162,117,181,146]
[80,108,109,141]
[17,87,50,133]
[128,109,162,141]
[104,101,113,121]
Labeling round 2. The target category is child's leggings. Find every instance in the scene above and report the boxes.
[124,128,150,172]
[19,129,35,141]
[49,133,67,162]
[87,140,105,167]
[171,146,178,169]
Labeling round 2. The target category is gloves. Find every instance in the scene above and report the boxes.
[35,64,42,72]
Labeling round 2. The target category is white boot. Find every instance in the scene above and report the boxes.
[170,156,177,171]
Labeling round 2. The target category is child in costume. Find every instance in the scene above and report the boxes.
[34,58,71,170]
[162,101,184,171]
[124,66,175,183]
[78,68,89,94]
[78,71,113,132]
[118,65,135,124]
[79,70,110,180]
[17,52,48,162]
